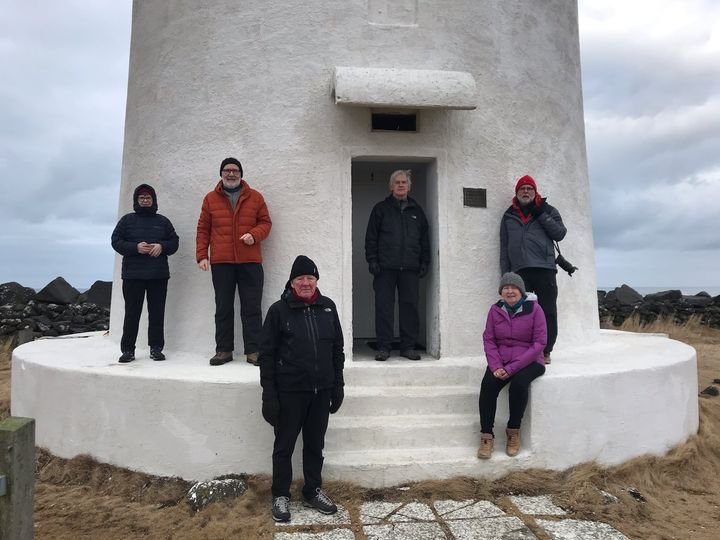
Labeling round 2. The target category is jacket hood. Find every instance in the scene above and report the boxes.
[133,184,158,214]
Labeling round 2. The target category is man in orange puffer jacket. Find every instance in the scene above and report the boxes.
[196,157,272,366]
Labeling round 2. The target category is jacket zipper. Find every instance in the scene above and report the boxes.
[303,306,320,393]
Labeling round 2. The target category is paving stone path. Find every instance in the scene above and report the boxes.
[274,495,629,539]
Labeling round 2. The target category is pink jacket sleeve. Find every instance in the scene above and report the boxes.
[482,308,503,372]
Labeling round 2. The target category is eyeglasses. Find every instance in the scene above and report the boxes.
[137,195,153,200]
[221,169,241,175]
[517,187,535,193]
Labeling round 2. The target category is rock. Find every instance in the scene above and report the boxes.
[625,487,646,502]
[186,477,248,512]
[17,328,34,345]
[35,277,80,305]
[597,290,606,303]
[77,281,112,308]
[700,386,719,397]
[682,295,711,307]
[0,282,36,306]
[598,489,619,504]
[695,291,711,298]
[644,290,682,302]
[604,284,643,307]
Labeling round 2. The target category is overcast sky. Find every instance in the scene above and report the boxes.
[1,1,718,290]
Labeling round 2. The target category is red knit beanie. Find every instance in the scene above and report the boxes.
[137,187,153,198]
[515,175,537,194]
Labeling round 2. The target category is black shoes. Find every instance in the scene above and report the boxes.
[303,488,338,515]
[209,351,233,366]
[375,349,390,361]
[118,351,135,363]
[271,496,291,522]
[400,349,421,360]
[120,350,166,362]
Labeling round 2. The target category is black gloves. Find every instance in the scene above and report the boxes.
[418,264,428,278]
[369,261,381,275]
[262,390,280,427]
[329,386,344,414]
[531,201,547,217]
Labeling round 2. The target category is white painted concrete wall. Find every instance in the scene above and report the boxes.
[110,0,598,357]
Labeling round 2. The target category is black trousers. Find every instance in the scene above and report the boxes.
[211,263,264,354]
[271,389,331,499]
[478,363,545,435]
[373,269,419,351]
[120,278,168,352]
[517,268,558,354]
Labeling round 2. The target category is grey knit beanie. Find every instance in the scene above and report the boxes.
[498,272,526,295]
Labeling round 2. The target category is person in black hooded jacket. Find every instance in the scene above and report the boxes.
[111,184,179,363]
[259,255,345,523]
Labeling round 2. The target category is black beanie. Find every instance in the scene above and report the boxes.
[220,157,243,177]
[288,255,319,283]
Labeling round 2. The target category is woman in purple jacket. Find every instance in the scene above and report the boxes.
[478,272,547,459]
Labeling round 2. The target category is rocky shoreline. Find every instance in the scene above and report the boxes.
[2,279,720,341]
[598,284,720,327]
[0,277,111,340]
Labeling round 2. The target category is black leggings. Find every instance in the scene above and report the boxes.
[478,362,545,435]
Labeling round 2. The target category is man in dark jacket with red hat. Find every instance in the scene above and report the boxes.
[500,175,566,363]
[111,184,179,363]
[259,255,345,523]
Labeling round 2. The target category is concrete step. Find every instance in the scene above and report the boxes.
[323,446,534,488]
[325,413,482,451]
[344,358,484,388]
[342,385,478,416]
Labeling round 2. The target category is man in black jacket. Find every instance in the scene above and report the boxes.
[259,255,345,523]
[365,170,430,361]
[111,184,179,363]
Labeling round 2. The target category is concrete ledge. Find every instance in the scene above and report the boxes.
[333,67,477,109]
[11,331,698,485]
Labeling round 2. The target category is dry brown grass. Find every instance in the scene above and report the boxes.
[2,319,720,539]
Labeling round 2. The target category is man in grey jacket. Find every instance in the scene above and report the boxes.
[500,175,566,363]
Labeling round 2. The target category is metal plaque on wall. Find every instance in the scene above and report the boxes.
[463,187,487,208]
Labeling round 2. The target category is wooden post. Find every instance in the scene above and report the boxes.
[0,417,35,540]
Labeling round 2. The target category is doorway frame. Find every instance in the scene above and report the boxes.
[340,146,448,361]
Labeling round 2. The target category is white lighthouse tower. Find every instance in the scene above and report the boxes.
[109,0,600,356]
[12,1,698,485]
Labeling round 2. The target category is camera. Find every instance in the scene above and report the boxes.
[555,254,578,276]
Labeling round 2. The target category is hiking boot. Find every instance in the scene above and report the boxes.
[400,349,421,361]
[544,353,552,365]
[506,428,521,457]
[246,352,259,366]
[271,496,291,522]
[375,349,390,362]
[477,434,494,460]
[118,351,135,363]
[303,488,337,515]
[150,348,166,361]
[209,351,233,366]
